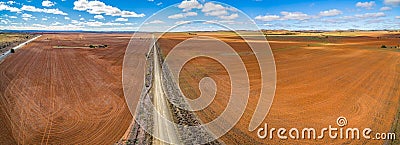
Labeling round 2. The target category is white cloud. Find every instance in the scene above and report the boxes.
[21,5,68,15]
[71,20,79,24]
[218,20,245,25]
[42,18,48,20]
[384,0,400,6]
[168,12,197,19]
[22,13,32,18]
[280,11,310,20]
[201,2,238,20]
[52,22,61,25]
[380,6,392,11]
[82,21,124,27]
[94,15,104,20]
[157,2,162,6]
[120,11,145,17]
[175,20,191,25]
[202,2,224,12]
[21,13,33,21]
[178,0,202,12]
[147,20,165,24]
[0,2,21,12]
[115,17,128,21]
[319,9,342,17]
[202,2,227,16]
[219,13,238,20]
[64,16,70,20]
[148,0,154,1]
[356,1,375,9]
[2,24,85,31]
[101,22,125,26]
[255,11,311,21]
[32,24,46,27]
[42,1,56,7]
[395,16,400,19]
[255,15,280,21]
[205,9,227,16]
[73,0,145,17]
[355,12,385,18]
[1,20,8,24]
[9,16,17,18]
[7,1,16,5]
[80,17,85,20]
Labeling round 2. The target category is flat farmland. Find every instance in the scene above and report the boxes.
[0,33,133,144]
[0,31,398,144]
[158,32,400,144]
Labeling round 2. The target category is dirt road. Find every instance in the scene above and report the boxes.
[151,34,181,145]
[0,35,41,63]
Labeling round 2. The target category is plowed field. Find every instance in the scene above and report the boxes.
[0,33,133,144]
[158,32,400,144]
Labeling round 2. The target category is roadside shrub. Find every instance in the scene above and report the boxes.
[89,45,94,48]
[10,49,15,53]
[381,45,387,48]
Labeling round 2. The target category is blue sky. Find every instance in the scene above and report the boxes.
[0,0,399,31]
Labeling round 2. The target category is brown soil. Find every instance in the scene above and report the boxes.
[0,33,133,144]
[0,31,398,144]
[158,32,400,144]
